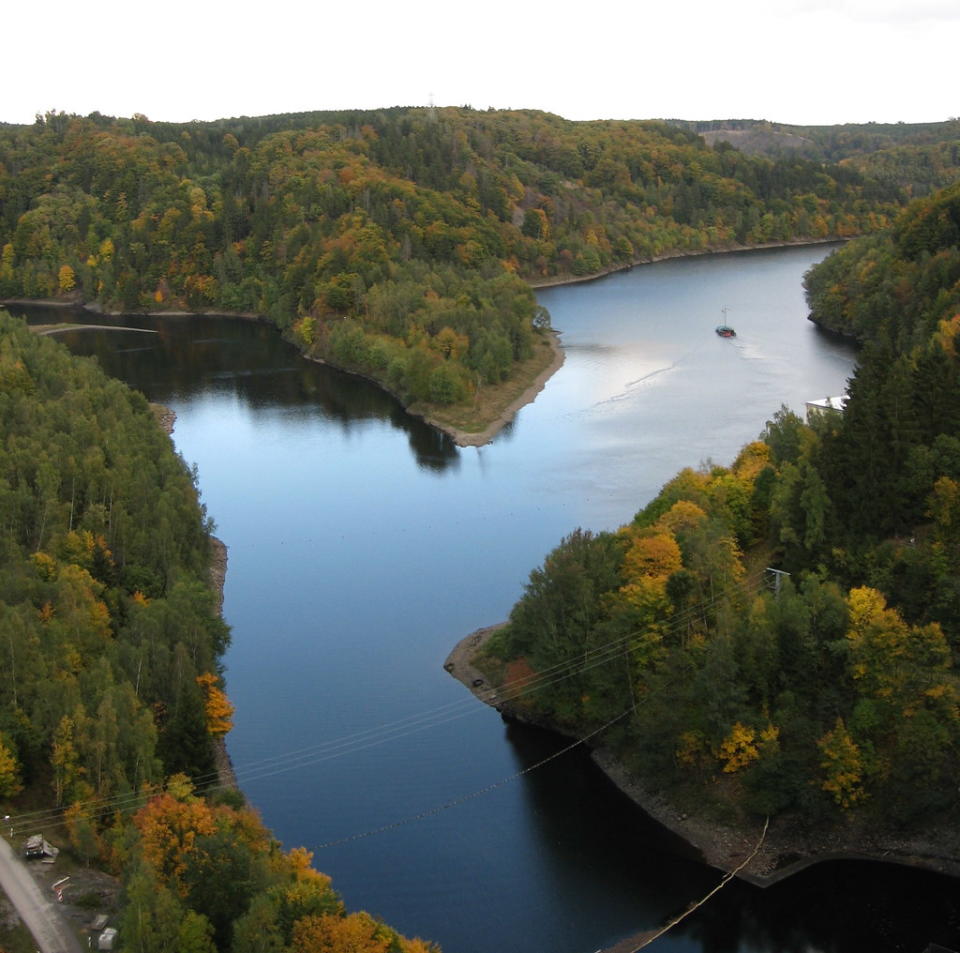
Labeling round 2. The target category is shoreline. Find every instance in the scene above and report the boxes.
[418,330,565,448]
[4,296,562,451]
[2,237,840,451]
[154,403,239,792]
[304,329,565,449]
[445,624,960,887]
[527,237,845,290]
[208,534,239,791]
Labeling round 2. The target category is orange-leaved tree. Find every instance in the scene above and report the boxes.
[195,672,234,736]
[134,785,218,897]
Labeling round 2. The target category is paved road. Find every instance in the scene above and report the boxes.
[0,836,83,953]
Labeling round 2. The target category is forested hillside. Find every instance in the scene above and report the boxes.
[0,314,226,794]
[0,107,929,412]
[0,314,436,952]
[478,180,960,836]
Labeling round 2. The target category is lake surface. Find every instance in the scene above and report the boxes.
[13,244,960,953]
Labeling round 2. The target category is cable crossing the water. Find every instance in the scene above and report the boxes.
[594,817,770,953]
[313,707,635,849]
[6,569,764,839]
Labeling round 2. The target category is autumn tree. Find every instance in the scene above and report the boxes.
[0,733,23,798]
[133,786,218,897]
[292,911,393,953]
[818,718,866,808]
[195,672,235,736]
[58,264,76,293]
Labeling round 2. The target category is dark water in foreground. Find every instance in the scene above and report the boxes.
[13,245,960,953]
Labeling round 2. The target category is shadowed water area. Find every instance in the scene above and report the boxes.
[13,244,960,953]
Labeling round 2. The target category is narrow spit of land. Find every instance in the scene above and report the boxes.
[419,330,565,447]
[445,626,960,888]
[32,324,159,335]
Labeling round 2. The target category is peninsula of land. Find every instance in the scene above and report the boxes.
[445,626,960,887]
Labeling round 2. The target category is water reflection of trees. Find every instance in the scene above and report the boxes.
[503,720,960,953]
[502,720,715,946]
[8,308,460,472]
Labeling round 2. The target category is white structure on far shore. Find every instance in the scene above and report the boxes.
[805,395,847,420]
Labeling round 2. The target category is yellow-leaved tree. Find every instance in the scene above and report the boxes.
[0,732,23,798]
[846,586,952,705]
[58,264,76,293]
[818,717,866,808]
[293,912,392,953]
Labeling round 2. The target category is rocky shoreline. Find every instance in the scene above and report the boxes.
[153,403,239,792]
[445,624,960,887]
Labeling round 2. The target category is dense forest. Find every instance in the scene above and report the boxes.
[3,106,960,944]
[1,107,949,414]
[479,179,960,832]
[0,315,435,952]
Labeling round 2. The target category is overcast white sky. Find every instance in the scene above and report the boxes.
[4,0,956,128]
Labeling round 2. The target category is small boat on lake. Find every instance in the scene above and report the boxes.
[715,306,735,337]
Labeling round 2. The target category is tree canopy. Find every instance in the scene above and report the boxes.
[1,107,940,412]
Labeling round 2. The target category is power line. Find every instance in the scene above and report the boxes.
[8,569,763,837]
[313,708,634,850]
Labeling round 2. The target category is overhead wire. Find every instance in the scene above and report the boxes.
[7,567,765,837]
[313,707,636,850]
[42,569,749,829]
[7,567,764,835]
[8,566,764,837]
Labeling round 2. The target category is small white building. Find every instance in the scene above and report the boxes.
[805,395,847,421]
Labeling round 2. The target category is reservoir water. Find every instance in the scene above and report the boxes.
[15,244,960,952]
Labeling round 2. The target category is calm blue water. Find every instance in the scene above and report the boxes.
[17,245,960,953]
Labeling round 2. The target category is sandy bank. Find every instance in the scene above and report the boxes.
[306,329,565,449]
[445,625,960,887]
[420,330,565,448]
[443,623,508,694]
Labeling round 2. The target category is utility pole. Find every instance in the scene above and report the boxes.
[765,567,791,598]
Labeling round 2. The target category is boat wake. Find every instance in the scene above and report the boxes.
[624,362,678,389]
[588,361,680,410]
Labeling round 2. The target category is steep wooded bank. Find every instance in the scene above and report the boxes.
[0,314,437,952]
[0,107,944,426]
[469,181,960,876]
